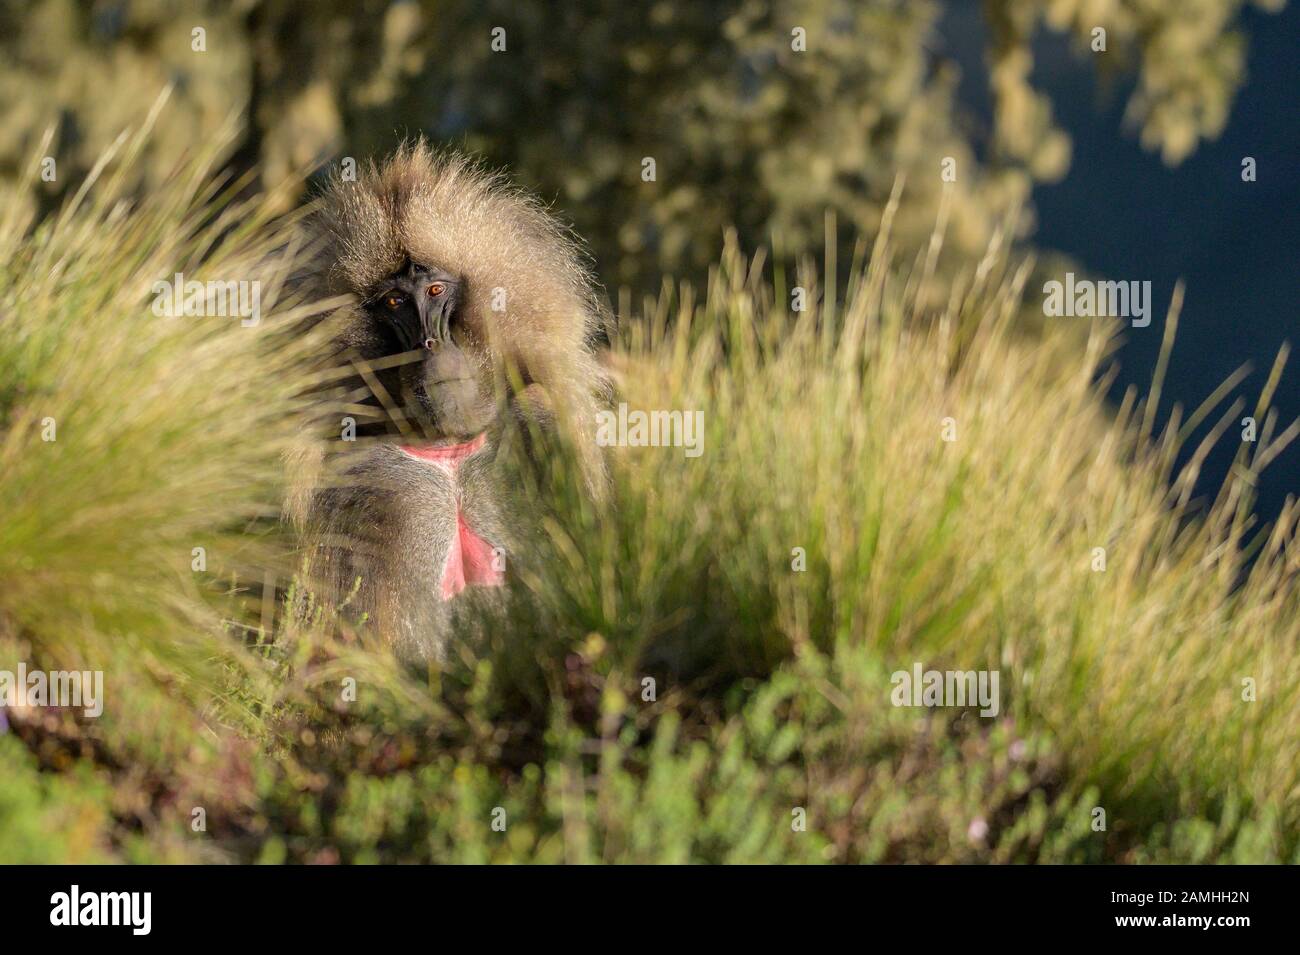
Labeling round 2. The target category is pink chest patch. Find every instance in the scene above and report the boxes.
[399,433,505,601]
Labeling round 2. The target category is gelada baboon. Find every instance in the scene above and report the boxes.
[288,142,608,662]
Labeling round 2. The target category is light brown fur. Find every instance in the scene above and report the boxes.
[316,142,608,491]
[288,142,610,660]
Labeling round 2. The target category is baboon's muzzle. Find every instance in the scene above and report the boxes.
[417,339,487,436]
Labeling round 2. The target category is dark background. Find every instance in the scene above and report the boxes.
[943,0,1298,522]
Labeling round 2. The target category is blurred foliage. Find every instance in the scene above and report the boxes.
[0,0,1282,291]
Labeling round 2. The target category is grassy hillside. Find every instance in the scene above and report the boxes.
[1,141,1296,864]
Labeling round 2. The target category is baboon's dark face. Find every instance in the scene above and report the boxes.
[364,260,494,440]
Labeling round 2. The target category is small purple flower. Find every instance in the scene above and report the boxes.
[968,817,989,842]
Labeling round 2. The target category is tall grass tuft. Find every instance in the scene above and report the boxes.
[486,195,1299,857]
[0,103,329,759]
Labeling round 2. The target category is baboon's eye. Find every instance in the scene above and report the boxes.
[382,293,404,310]
[427,282,446,297]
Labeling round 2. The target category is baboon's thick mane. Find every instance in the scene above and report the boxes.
[320,141,602,356]
[313,140,608,490]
